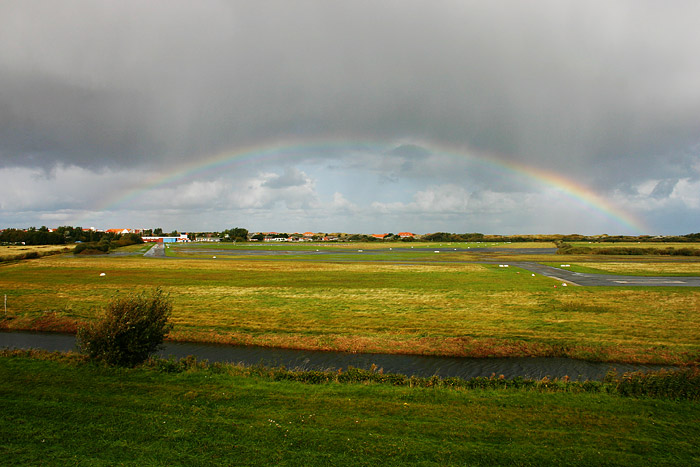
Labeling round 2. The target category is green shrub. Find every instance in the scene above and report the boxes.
[74,242,109,255]
[114,233,144,247]
[77,289,173,366]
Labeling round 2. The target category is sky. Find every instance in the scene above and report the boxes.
[1,1,699,235]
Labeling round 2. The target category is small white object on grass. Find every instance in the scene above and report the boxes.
[213,256,216,259]
[531,274,535,277]
[99,272,106,276]
[562,283,568,286]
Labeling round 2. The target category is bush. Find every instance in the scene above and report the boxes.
[114,233,144,247]
[74,242,109,255]
[77,289,173,366]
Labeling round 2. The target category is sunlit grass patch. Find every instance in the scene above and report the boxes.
[0,244,72,262]
[2,254,699,363]
[0,245,71,256]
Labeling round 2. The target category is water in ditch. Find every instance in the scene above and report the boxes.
[0,331,673,381]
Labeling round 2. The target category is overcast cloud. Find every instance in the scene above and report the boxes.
[1,1,699,234]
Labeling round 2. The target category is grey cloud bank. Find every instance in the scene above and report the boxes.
[1,1,699,234]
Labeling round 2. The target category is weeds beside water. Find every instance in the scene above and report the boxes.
[5,349,695,400]
[138,354,700,400]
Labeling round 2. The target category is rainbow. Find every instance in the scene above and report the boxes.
[86,138,648,234]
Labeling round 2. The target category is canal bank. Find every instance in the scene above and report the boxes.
[1,331,674,381]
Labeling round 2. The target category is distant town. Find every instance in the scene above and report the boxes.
[1,225,699,247]
[0,226,419,244]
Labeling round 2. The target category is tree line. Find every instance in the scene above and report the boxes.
[0,226,116,245]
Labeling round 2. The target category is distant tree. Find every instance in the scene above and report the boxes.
[115,233,144,247]
[462,233,484,241]
[74,242,109,255]
[423,232,457,242]
[153,228,163,236]
[222,227,249,242]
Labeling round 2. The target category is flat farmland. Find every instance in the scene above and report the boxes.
[1,251,698,364]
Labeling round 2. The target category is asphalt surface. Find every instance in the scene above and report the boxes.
[511,262,700,287]
[143,243,165,257]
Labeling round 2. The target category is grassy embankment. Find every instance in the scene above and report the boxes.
[567,242,700,250]
[547,242,700,275]
[1,351,699,466]
[1,251,699,364]
[558,242,700,258]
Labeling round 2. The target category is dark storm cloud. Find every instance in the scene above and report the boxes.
[1,0,699,190]
[650,179,679,200]
[386,145,432,160]
[0,71,154,168]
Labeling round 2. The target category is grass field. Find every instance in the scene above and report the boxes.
[1,352,698,466]
[166,241,555,262]
[172,241,546,251]
[0,244,72,262]
[1,251,699,364]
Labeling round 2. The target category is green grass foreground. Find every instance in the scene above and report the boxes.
[1,352,699,466]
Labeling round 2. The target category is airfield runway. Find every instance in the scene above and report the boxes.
[144,244,700,287]
[509,262,700,287]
